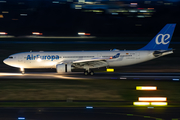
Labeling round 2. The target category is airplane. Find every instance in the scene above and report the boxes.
[3,24,176,75]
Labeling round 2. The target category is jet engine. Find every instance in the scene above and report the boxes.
[56,64,72,73]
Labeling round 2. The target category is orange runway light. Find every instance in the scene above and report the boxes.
[148,8,154,10]
[133,102,150,106]
[12,19,18,20]
[138,97,167,101]
[0,14,3,18]
[136,86,157,90]
[85,33,91,35]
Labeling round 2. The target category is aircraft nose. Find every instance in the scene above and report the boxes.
[3,59,7,64]
[3,58,11,65]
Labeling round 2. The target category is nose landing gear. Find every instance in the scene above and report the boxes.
[20,67,25,74]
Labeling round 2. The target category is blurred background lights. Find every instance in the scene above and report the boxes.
[112,13,118,15]
[75,5,82,9]
[78,0,85,3]
[0,14,4,18]
[78,32,90,36]
[130,3,138,6]
[52,1,59,3]
[136,86,157,90]
[32,32,43,35]
[2,11,9,13]
[78,32,85,35]
[138,97,167,101]
[129,10,138,12]
[0,1,6,3]
[140,10,147,12]
[20,14,27,16]
[0,32,7,35]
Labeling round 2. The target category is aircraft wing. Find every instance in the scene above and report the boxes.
[73,53,120,63]
[71,53,120,68]
[73,58,107,63]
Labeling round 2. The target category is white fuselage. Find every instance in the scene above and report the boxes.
[3,50,160,69]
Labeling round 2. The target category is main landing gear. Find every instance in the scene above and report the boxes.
[84,70,94,76]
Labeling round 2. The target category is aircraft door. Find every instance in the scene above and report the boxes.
[136,52,140,59]
[18,56,24,62]
[97,53,102,58]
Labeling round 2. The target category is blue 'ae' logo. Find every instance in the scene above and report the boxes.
[155,34,170,45]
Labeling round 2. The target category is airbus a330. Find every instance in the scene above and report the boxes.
[3,24,176,75]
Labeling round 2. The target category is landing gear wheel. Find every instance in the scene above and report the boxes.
[90,71,94,76]
[84,71,88,76]
[20,68,25,75]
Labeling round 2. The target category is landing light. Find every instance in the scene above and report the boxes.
[20,67,24,72]
[37,58,42,62]
[0,73,22,76]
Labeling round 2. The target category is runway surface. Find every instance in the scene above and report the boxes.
[0,72,179,80]
[1,107,180,120]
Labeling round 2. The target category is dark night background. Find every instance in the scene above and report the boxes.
[0,0,180,37]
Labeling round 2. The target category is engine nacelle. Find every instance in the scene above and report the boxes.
[56,64,72,73]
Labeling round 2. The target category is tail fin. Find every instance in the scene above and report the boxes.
[139,24,176,50]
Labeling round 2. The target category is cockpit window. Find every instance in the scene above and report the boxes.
[8,56,13,59]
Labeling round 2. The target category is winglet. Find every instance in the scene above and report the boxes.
[139,24,176,50]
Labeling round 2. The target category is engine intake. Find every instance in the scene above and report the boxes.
[56,64,72,73]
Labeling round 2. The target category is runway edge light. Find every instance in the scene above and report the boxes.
[133,102,150,106]
[106,68,114,72]
[138,97,167,101]
[18,117,25,120]
[136,86,157,90]
[86,106,93,109]
[151,102,168,106]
